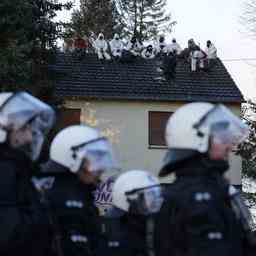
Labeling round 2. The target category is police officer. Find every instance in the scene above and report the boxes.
[156,102,255,256]
[41,125,118,256]
[0,91,55,256]
[99,170,163,256]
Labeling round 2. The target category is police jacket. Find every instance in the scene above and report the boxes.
[99,212,156,256]
[0,145,52,256]
[156,156,247,256]
[43,171,100,256]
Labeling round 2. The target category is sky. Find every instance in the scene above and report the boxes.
[57,0,256,101]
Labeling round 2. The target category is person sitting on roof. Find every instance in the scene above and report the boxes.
[110,34,123,59]
[188,39,207,72]
[63,37,74,53]
[141,44,155,59]
[156,35,168,56]
[168,38,182,55]
[126,35,143,57]
[162,50,177,80]
[74,35,89,58]
[205,40,217,68]
[94,33,111,60]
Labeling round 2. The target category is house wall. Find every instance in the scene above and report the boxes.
[65,100,242,185]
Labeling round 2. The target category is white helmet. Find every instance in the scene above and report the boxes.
[166,102,214,153]
[0,91,55,160]
[112,170,163,215]
[159,102,249,177]
[0,93,13,142]
[49,125,118,173]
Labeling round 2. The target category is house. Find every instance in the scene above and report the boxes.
[53,53,243,185]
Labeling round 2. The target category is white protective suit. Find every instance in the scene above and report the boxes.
[156,36,168,54]
[94,33,111,60]
[110,34,123,57]
[141,46,155,59]
[205,43,217,59]
[191,50,206,71]
[168,39,182,54]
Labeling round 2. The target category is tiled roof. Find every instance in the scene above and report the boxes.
[53,53,243,103]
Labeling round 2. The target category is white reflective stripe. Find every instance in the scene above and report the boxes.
[65,200,84,208]
[208,232,223,240]
[194,192,212,202]
[71,235,88,243]
[108,241,120,247]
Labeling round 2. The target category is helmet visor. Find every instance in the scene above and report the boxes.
[0,92,55,133]
[126,185,163,215]
[75,138,119,174]
[195,105,249,147]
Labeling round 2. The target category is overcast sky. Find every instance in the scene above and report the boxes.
[57,0,256,101]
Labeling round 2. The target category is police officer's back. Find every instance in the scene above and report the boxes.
[42,125,118,256]
[0,92,55,256]
[156,102,255,256]
[99,170,163,256]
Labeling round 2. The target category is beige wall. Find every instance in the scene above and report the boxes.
[65,100,242,185]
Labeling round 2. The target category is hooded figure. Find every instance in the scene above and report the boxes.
[155,35,168,55]
[205,40,217,69]
[205,40,217,59]
[141,45,155,59]
[126,36,143,57]
[168,38,182,55]
[110,34,123,58]
[94,33,111,60]
[188,39,206,71]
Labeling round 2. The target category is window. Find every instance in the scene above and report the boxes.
[58,108,81,128]
[50,108,81,139]
[148,111,172,147]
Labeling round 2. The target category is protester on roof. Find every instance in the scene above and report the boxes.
[74,35,88,50]
[126,35,143,57]
[162,51,177,80]
[188,39,207,72]
[110,34,123,59]
[73,35,89,58]
[205,40,217,68]
[63,37,74,53]
[94,33,111,60]
[88,32,97,50]
[168,38,182,55]
[141,44,155,59]
[156,35,168,56]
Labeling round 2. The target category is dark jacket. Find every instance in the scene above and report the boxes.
[0,145,52,256]
[99,212,156,256]
[42,172,100,256]
[156,157,247,256]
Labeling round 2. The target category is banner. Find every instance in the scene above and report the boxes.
[94,176,116,215]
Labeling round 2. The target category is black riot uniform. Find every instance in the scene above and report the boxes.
[99,211,157,256]
[41,169,100,256]
[0,145,52,256]
[156,155,251,256]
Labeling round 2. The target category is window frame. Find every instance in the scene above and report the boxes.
[148,111,173,149]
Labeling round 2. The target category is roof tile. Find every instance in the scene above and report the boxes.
[54,53,243,103]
